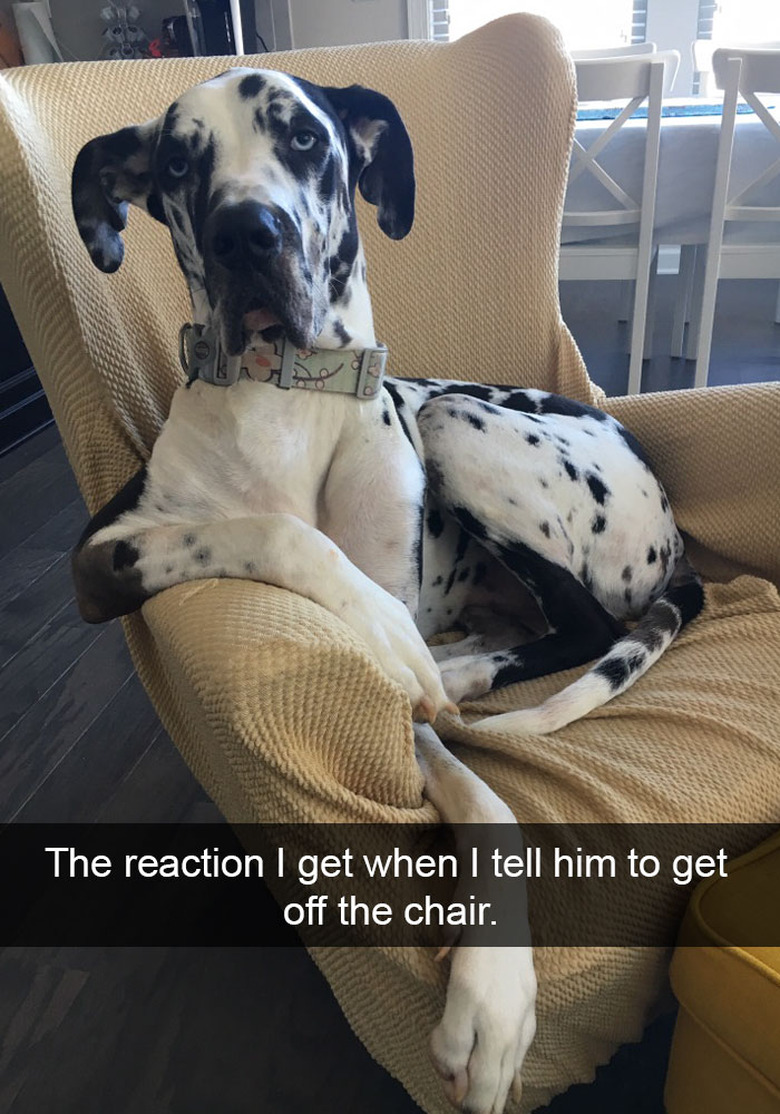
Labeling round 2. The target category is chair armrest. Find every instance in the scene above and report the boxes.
[606,383,780,584]
[125,577,429,823]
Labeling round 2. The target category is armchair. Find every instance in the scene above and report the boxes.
[1,15,779,1112]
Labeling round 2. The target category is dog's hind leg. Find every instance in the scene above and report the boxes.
[417,393,702,731]
[414,723,536,1113]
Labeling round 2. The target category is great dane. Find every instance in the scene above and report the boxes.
[71,67,703,1113]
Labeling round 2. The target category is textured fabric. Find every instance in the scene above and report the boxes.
[1,15,780,1113]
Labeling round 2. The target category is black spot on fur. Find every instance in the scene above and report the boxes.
[113,540,139,571]
[634,625,666,653]
[647,546,657,564]
[319,153,336,202]
[501,390,538,413]
[146,192,166,224]
[382,382,415,448]
[667,580,704,626]
[427,509,444,539]
[526,433,540,446]
[239,73,265,99]
[454,528,470,563]
[333,319,351,346]
[659,540,672,575]
[465,413,485,432]
[182,533,196,548]
[595,650,646,690]
[586,474,609,505]
[564,460,579,482]
[451,506,488,541]
[536,393,608,421]
[540,521,550,538]
[475,399,500,414]
[592,515,606,534]
[194,547,211,565]
[458,567,470,582]
[622,565,633,582]
[382,408,391,426]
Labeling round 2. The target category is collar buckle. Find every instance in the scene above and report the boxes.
[178,323,241,386]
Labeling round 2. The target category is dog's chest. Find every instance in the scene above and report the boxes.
[149,380,353,524]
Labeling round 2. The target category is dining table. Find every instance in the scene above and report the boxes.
[562,100,780,248]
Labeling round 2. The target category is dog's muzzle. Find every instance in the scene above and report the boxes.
[205,201,282,271]
[203,200,316,353]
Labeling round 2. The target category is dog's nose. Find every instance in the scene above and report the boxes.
[206,202,282,270]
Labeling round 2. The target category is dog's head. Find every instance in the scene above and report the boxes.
[72,68,414,354]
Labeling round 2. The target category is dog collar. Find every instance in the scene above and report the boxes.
[178,323,387,400]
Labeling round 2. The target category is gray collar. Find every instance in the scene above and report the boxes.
[179,323,388,400]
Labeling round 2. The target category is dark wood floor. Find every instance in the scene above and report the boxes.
[3,277,777,1113]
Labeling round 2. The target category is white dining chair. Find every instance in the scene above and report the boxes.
[559,52,679,394]
[691,47,780,387]
[572,43,656,61]
[693,39,780,97]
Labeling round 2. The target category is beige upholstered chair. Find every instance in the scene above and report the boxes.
[1,16,779,1113]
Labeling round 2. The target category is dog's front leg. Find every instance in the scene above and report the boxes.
[73,513,453,720]
[414,724,537,1113]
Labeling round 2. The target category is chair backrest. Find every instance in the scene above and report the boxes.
[564,52,677,230]
[571,43,656,60]
[710,48,780,224]
[0,15,601,514]
[694,38,780,96]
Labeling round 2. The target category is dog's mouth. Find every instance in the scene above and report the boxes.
[217,290,313,356]
[243,306,283,344]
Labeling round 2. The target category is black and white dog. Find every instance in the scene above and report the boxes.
[71,68,702,1113]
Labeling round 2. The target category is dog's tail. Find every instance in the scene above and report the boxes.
[471,556,704,737]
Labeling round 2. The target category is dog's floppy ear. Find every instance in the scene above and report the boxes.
[72,120,165,273]
[323,84,415,240]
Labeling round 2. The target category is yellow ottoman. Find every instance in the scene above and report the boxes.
[665,831,780,1114]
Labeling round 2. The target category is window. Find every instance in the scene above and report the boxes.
[443,1,642,49]
[710,0,780,43]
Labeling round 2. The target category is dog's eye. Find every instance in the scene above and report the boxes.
[290,130,318,152]
[166,156,190,179]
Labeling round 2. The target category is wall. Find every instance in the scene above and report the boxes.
[287,0,407,49]
[48,0,177,62]
[645,0,698,96]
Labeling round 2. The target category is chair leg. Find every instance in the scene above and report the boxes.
[671,245,696,358]
[685,247,707,361]
[693,241,720,387]
[643,253,658,361]
[627,243,657,395]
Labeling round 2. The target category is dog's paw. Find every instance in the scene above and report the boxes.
[431,946,536,1114]
[438,655,495,704]
[339,587,457,721]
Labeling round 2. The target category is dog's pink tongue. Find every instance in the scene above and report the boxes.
[243,308,279,332]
